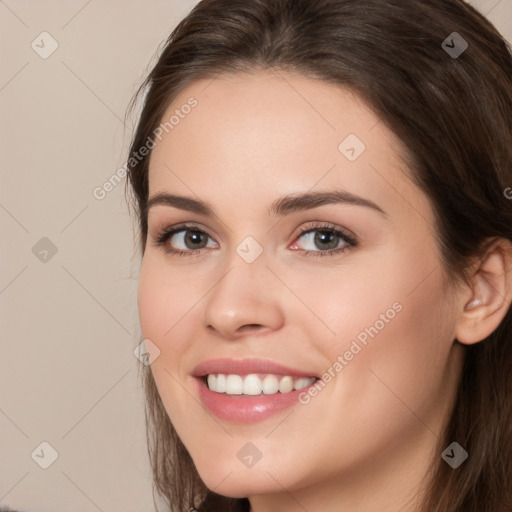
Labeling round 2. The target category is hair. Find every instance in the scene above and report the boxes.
[124,1,512,511]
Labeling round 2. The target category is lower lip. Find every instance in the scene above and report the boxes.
[195,377,317,423]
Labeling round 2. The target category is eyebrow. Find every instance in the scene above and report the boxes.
[146,189,388,218]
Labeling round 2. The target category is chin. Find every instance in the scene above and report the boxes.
[194,458,288,498]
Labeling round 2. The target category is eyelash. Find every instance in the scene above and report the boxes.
[152,222,358,259]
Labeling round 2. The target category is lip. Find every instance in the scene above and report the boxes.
[192,357,319,378]
[192,358,319,423]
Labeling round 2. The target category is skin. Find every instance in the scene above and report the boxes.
[137,69,512,512]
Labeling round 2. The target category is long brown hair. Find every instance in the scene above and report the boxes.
[125,1,512,510]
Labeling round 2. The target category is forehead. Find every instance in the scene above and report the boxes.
[147,69,432,226]
[149,70,384,175]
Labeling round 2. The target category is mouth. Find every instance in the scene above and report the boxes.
[203,373,318,395]
[192,358,321,423]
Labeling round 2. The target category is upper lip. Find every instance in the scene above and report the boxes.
[192,358,319,378]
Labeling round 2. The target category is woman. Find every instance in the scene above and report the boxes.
[125,0,512,510]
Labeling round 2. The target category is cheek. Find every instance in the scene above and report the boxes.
[298,249,454,403]
[137,263,168,343]
[327,267,454,427]
[137,255,202,352]
[314,239,451,360]
[137,260,202,427]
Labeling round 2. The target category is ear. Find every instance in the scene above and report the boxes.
[455,237,512,345]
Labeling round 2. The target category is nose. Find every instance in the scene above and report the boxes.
[203,256,285,341]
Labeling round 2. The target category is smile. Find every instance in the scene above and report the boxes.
[192,358,320,423]
[206,373,317,395]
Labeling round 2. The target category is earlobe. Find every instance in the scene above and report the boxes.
[455,238,512,346]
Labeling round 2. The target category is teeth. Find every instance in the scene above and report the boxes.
[243,374,262,395]
[206,373,316,395]
[262,375,279,394]
[278,376,294,393]
[226,374,243,395]
[293,377,314,390]
[216,374,227,392]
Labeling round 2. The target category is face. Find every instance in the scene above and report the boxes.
[138,70,465,507]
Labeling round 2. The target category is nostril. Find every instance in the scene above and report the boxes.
[236,324,265,334]
[232,324,265,334]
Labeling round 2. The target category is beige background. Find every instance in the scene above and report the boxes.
[0,1,511,511]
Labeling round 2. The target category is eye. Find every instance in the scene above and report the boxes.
[151,221,358,259]
[152,223,217,257]
[289,222,358,258]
